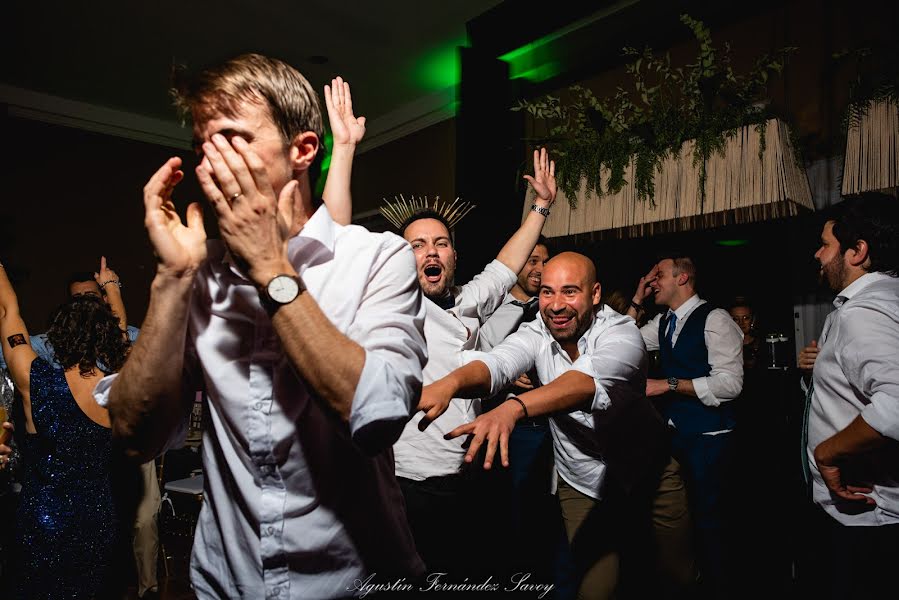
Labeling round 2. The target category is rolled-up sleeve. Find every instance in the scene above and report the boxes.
[694,310,744,407]
[840,306,899,441]
[345,238,428,453]
[468,324,541,397]
[462,260,518,323]
[571,323,647,411]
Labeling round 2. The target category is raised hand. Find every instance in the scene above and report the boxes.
[523,147,557,208]
[94,256,119,288]
[633,264,659,304]
[324,77,366,147]
[144,157,208,279]
[196,134,298,287]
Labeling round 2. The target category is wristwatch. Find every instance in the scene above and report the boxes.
[263,274,304,310]
[667,377,679,392]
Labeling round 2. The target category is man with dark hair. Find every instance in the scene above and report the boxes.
[626,252,743,596]
[797,192,899,599]
[390,149,555,576]
[94,55,427,598]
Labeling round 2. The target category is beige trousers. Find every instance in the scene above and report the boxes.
[557,457,695,600]
[133,459,161,596]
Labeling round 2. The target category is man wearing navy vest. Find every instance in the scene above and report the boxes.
[627,253,743,597]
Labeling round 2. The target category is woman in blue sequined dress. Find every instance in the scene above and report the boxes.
[0,261,132,599]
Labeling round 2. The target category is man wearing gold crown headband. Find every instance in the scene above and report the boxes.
[380,148,556,577]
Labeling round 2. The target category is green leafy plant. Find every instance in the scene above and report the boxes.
[834,45,899,131]
[514,14,795,206]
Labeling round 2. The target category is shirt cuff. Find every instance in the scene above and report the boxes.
[349,350,419,453]
[570,357,609,411]
[692,377,721,407]
[861,392,899,441]
[93,373,118,407]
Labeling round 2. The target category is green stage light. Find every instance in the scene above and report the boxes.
[715,239,751,247]
[414,37,466,91]
[314,131,334,198]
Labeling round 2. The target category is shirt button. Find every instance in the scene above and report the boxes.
[272,587,281,596]
[254,402,263,410]
[267,526,275,535]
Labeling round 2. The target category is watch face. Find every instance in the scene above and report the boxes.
[267,275,300,304]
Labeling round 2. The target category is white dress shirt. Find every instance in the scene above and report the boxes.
[478,292,538,352]
[640,294,744,407]
[96,207,427,599]
[393,260,516,480]
[467,305,648,500]
[807,272,899,526]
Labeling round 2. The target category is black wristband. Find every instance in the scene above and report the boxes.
[630,300,644,311]
[509,396,529,420]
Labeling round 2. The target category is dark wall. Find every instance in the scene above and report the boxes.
[0,115,206,329]
[351,119,456,217]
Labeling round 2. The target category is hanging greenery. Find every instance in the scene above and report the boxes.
[513,15,796,206]
[834,45,899,131]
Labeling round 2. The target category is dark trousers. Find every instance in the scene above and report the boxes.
[670,429,737,597]
[803,506,899,600]
[397,473,486,579]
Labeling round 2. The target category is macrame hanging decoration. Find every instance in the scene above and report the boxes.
[842,99,899,196]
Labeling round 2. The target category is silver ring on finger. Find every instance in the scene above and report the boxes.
[229,192,243,203]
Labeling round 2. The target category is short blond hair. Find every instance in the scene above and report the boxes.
[171,53,324,182]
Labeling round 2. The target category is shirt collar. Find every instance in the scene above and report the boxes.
[835,271,894,308]
[668,293,701,321]
[223,204,337,278]
[536,306,598,355]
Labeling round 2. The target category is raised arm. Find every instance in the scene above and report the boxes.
[626,263,658,319]
[495,148,556,274]
[106,157,207,462]
[95,256,128,332]
[0,261,37,400]
[321,77,366,226]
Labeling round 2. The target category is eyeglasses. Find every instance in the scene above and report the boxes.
[731,315,753,323]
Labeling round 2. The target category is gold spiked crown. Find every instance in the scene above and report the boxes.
[380,194,476,231]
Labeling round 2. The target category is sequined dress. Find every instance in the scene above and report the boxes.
[14,358,120,599]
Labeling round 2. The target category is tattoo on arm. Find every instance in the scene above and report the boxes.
[7,334,26,348]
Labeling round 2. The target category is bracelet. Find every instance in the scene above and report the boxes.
[530,204,551,218]
[99,279,122,289]
[630,300,644,312]
[509,396,529,420]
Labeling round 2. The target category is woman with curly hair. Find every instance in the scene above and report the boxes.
[0,259,132,599]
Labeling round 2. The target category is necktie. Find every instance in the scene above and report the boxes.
[665,312,677,346]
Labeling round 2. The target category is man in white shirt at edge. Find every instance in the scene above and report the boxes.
[420,252,693,600]
[625,252,743,597]
[796,193,899,600]
[93,54,428,599]
[393,149,556,577]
